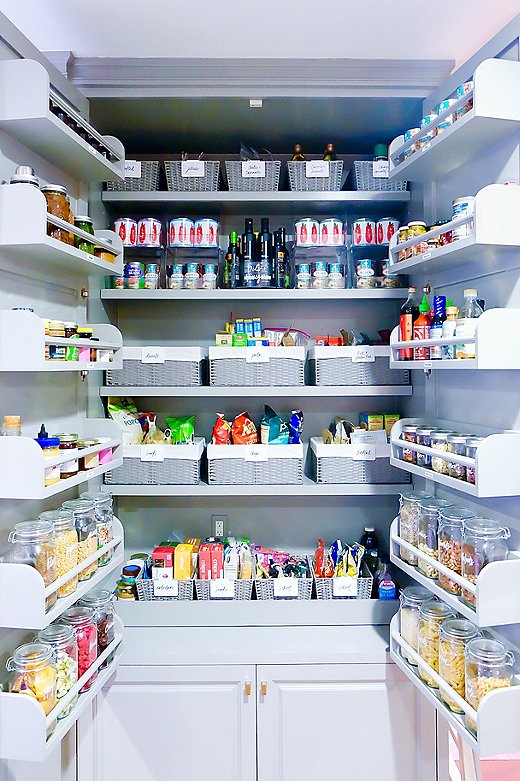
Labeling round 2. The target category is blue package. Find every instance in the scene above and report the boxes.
[288,410,304,444]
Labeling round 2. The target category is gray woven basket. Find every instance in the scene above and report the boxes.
[106,359,203,387]
[311,449,409,484]
[354,161,407,191]
[313,356,410,386]
[164,160,220,192]
[136,572,194,601]
[255,577,312,600]
[209,351,305,387]
[106,161,160,192]
[208,456,303,485]
[225,161,281,191]
[195,579,253,601]
[287,160,344,191]
[105,452,202,486]
[313,562,373,600]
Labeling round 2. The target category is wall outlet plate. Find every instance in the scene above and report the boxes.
[212,514,227,539]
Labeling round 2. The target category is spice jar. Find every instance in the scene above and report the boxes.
[462,518,510,607]
[408,221,427,256]
[78,439,100,471]
[36,624,78,719]
[62,606,98,692]
[39,509,78,598]
[431,430,453,474]
[416,426,437,469]
[438,507,477,595]
[465,436,484,484]
[81,491,114,566]
[439,618,480,712]
[399,586,432,665]
[401,424,419,464]
[117,578,136,600]
[53,433,79,479]
[9,520,57,611]
[7,642,57,715]
[79,589,115,668]
[447,434,469,480]
[41,185,74,244]
[465,638,513,732]
[74,216,95,255]
[417,498,453,578]
[417,600,456,687]
[62,499,98,581]
[397,226,410,262]
[2,414,21,435]
[399,490,434,565]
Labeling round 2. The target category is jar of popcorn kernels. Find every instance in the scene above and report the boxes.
[465,638,514,733]
[438,618,479,713]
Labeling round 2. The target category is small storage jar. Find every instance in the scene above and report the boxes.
[461,518,510,607]
[79,589,116,668]
[464,638,514,732]
[62,499,98,581]
[416,426,437,469]
[430,430,453,474]
[9,520,57,612]
[437,507,476,595]
[80,491,114,567]
[447,434,469,480]
[7,642,57,715]
[37,624,78,719]
[398,490,434,565]
[417,600,456,687]
[62,606,98,692]
[399,585,432,665]
[41,185,74,244]
[417,498,453,579]
[39,509,78,598]
[401,424,419,464]
[438,618,479,712]
[465,436,484,485]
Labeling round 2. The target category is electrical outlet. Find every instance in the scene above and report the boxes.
[212,514,227,539]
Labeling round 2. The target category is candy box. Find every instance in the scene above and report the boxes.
[211,543,224,580]
[216,331,233,346]
[175,543,194,580]
[359,413,384,431]
[152,546,175,579]
[384,414,400,437]
[232,332,248,347]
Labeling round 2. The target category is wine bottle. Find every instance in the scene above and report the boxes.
[242,218,259,288]
[323,143,336,161]
[258,217,273,288]
[291,144,307,161]
[223,231,240,289]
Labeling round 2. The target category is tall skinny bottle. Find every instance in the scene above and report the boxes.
[399,286,419,360]
[242,218,259,288]
[413,295,431,360]
[258,217,273,288]
[223,231,241,289]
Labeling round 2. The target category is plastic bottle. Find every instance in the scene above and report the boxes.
[413,295,431,360]
[442,301,458,359]
[456,289,483,359]
[429,295,446,359]
[360,526,379,555]
[377,560,397,600]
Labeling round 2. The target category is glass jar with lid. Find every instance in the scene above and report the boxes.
[80,491,114,566]
[438,507,477,595]
[36,624,78,718]
[9,520,57,611]
[447,434,469,480]
[79,589,115,668]
[462,518,510,607]
[416,426,437,469]
[465,638,514,732]
[74,216,95,255]
[62,499,97,581]
[38,509,78,598]
[53,433,79,479]
[417,498,453,578]
[41,185,74,245]
[465,436,484,484]
[6,642,57,715]
[62,606,98,692]
[398,490,434,565]
[431,430,453,474]
[417,600,456,687]
[438,618,480,712]
[399,586,432,665]
[401,424,419,464]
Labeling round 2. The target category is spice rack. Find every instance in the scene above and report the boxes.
[0,59,124,182]
[0,616,123,763]
[388,59,520,182]
[0,184,124,278]
[0,419,122,499]
[0,518,124,629]
[389,615,520,758]
[390,417,520,498]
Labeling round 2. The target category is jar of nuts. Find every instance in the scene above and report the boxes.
[447,434,470,480]
[465,638,514,733]
[438,507,476,595]
[399,586,432,665]
[417,498,453,579]
[430,430,454,474]
[418,600,456,688]
[399,490,434,565]
[461,518,510,607]
[438,618,480,712]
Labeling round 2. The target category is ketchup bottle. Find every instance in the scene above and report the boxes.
[399,286,419,360]
[413,295,431,360]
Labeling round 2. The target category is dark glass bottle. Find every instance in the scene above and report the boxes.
[278,227,291,288]
[258,217,273,288]
[291,144,307,161]
[323,143,337,161]
[223,231,240,289]
[242,218,259,288]
[399,286,419,360]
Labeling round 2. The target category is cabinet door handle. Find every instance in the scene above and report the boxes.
[245,681,252,696]
[260,681,268,696]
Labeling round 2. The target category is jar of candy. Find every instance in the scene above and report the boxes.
[62,606,98,692]
[402,424,419,464]
[431,430,453,474]
[9,520,57,611]
[38,509,78,598]
[62,499,98,581]
[439,618,479,712]
[465,436,484,484]
[417,498,453,578]
[398,490,434,565]
[416,426,437,469]
[399,586,432,665]
[461,518,510,607]
[7,642,57,715]
[465,638,513,732]
[79,589,116,668]
[417,600,456,687]
[438,507,476,595]
[447,434,469,480]
[36,624,78,719]
[80,491,113,566]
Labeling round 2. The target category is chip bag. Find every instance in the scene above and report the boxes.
[288,410,304,444]
[165,415,195,445]
[232,412,258,445]
[260,405,289,445]
[212,413,232,445]
[314,538,326,578]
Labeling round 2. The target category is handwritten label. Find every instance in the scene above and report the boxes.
[372,160,389,178]
[244,446,268,462]
[422,252,432,260]
[153,579,179,597]
[353,444,376,461]
[305,160,330,178]
[181,160,205,178]
[352,346,375,363]
[124,160,142,178]
[141,445,165,462]
[333,577,358,597]
[242,161,266,178]
[141,347,165,364]
[210,579,235,599]
[245,348,269,364]
[273,579,299,598]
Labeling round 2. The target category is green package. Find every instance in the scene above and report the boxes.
[165,415,195,444]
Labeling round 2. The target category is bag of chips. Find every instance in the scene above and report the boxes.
[212,413,232,445]
[107,397,144,445]
[165,415,195,444]
[260,405,289,445]
[232,412,258,445]
[288,410,304,444]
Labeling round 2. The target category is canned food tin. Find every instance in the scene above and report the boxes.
[137,218,162,247]
[125,262,145,289]
[144,263,159,289]
[114,218,137,247]
[320,218,344,246]
[202,263,218,289]
[352,218,376,246]
[296,263,311,289]
[356,258,376,278]
[166,263,185,289]
[113,272,125,289]
[294,218,319,247]
[376,218,400,246]
[185,262,203,290]
[328,262,345,289]
[452,197,475,240]
[419,130,436,148]
[169,218,194,247]
[404,128,420,142]
[195,218,220,248]
[381,274,402,288]
[311,261,328,288]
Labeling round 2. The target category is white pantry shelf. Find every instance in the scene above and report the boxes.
[389,59,520,182]
[0,618,123,763]
[101,287,407,301]
[0,59,124,182]
[99,384,412,397]
[0,518,124,630]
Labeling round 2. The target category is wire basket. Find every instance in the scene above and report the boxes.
[287,160,344,191]
[354,161,407,192]
[310,438,410,485]
[224,161,281,191]
[195,579,253,600]
[208,347,305,387]
[310,347,410,386]
[106,347,204,387]
[207,443,304,485]
[136,570,195,601]
[255,576,313,600]
[312,561,373,600]
[106,161,160,192]
[164,160,220,192]
[104,439,205,485]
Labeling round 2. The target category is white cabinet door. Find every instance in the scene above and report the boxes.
[257,663,435,781]
[77,665,257,781]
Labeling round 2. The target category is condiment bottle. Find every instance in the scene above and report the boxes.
[442,302,458,358]
[429,295,446,359]
[399,286,419,360]
[456,288,483,359]
[413,295,431,360]
[323,143,336,161]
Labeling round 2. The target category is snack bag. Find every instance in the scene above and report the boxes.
[232,412,258,445]
[314,538,326,578]
[143,416,166,445]
[260,405,289,445]
[108,397,144,444]
[212,413,232,445]
[288,410,304,444]
[165,415,195,444]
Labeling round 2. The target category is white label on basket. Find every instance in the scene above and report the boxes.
[305,160,329,178]
[351,346,375,363]
[242,161,266,178]
[333,577,358,597]
[273,579,299,598]
[422,252,432,260]
[124,160,142,178]
[141,445,165,462]
[244,446,268,462]
[372,160,389,178]
[353,444,376,461]
[181,160,205,178]
[153,579,179,597]
[141,347,165,364]
[210,579,235,598]
[245,348,269,363]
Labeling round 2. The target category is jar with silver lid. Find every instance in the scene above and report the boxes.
[465,436,484,484]
[401,424,419,464]
[418,600,456,687]
[399,586,432,665]
[417,498,453,578]
[416,426,437,469]
[438,506,477,595]
[62,499,98,581]
[465,638,514,732]
[80,491,114,566]
[439,618,480,712]
[447,434,469,480]
[398,490,434,564]
[431,430,453,474]
[461,518,510,607]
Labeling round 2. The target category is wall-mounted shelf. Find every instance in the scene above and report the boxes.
[389,518,520,627]
[388,59,520,182]
[0,419,122,499]
[100,287,407,301]
[99,384,412,398]
[0,59,124,182]
[0,518,124,629]
[390,417,520,498]
[390,615,520,758]
[0,185,124,278]
[0,310,123,372]
[0,617,123,762]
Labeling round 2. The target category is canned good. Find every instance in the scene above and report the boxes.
[114,218,137,247]
[456,99,473,120]
[125,261,145,289]
[452,197,475,240]
[320,218,344,246]
[404,127,420,142]
[294,218,319,247]
[327,262,345,289]
[311,261,328,288]
[419,130,436,148]
[113,271,125,289]
[296,263,311,289]
[194,218,220,248]
[169,217,194,247]
[457,80,473,97]
[381,274,402,288]
[376,218,400,246]
[144,263,160,289]
[202,263,218,289]
[355,258,377,279]
[166,263,185,289]
[137,218,162,247]
[397,226,410,261]
[403,128,421,158]
[185,262,203,290]
[352,218,375,246]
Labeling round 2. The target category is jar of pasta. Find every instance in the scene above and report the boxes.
[438,507,476,595]
[39,509,78,598]
[447,434,469,480]
[417,498,453,579]
[80,491,113,566]
[399,586,432,665]
[431,430,453,474]
[465,638,514,732]
[461,518,510,607]
[9,520,57,612]
[62,499,98,581]
[465,436,484,484]
[399,490,434,565]
[36,624,78,719]
[439,618,479,712]
[402,424,419,464]
[6,642,57,716]
[418,600,456,687]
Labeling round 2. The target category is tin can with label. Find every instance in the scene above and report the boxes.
[194,219,220,248]
[437,116,454,134]
[185,262,203,290]
[328,262,345,289]
[452,197,475,240]
[113,270,125,289]
[202,263,218,289]
[320,218,344,246]
[294,218,319,247]
[311,261,328,288]
[166,264,185,289]
[125,262,145,289]
[169,218,194,247]
[296,263,311,289]
[355,258,377,287]
[114,218,137,247]
[376,218,400,246]
[352,218,376,246]
[457,81,473,97]
[144,263,160,289]
[137,218,162,247]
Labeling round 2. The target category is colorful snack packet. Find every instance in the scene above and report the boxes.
[107,397,143,444]
[261,405,289,445]
[314,538,326,578]
[212,413,232,445]
[165,415,195,444]
[232,412,258,445]
[288,410,304,444]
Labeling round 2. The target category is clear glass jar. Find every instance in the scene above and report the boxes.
[2,414,21,435]
[465,638,514,732]
[62,606,98,692]
[36,624,78,718]
[417,498,453,578]
[62,499,97,581]
[54,433,79,479]
[402,424,419,464]
[417,600,456,687]
[79,589,115,668]
[438,618,479,712]
[431,430,453,474]
[80,491,113,566]
[416,426,437,469]
[461,518,510,607]
[39,509,78,598]
[41,185,74,245]
[438,507,477,595]
[9,520,57,611]
[399,586,432,665]
[399,490,434,565]
[7,642,57,715]
[74,216,95,254]
[447,434,469,480]
[465,436,484,484]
